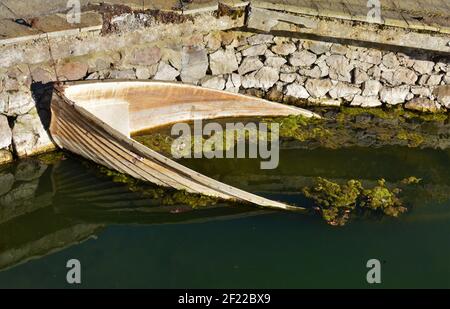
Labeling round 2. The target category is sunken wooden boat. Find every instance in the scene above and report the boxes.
[50,80,317,211]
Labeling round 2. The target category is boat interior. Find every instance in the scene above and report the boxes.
[61,80,316,137]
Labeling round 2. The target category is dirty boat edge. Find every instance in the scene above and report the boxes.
[49,80,319,211]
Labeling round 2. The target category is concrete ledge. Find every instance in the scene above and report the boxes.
[247,7,450,54]
[1,0,449,53]
[0,10,103,45]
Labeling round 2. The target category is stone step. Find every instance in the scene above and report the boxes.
[0,10,103,45]
[0,2,15,19]
[246,4,450,53]
[251,0,450,34]
[0,0,449,49]
[0,19,45,45]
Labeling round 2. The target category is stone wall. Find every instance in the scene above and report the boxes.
[0,21,449,165]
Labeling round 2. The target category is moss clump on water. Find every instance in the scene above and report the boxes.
[360,179,407,217]
[302,178,362,209]
[401,176,422,185]
[303,178,362,226]
[303,177,421,226]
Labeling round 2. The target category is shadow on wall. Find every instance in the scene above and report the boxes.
[30,82,54,130]
[264,30,450,62]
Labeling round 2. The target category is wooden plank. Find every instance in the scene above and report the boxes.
[54,98,197,190]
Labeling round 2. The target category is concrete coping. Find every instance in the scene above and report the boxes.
[0,0,448,47]
[0,10,103,45]
[251,0,450,34]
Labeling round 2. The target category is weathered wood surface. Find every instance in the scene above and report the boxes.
[50,80,317,211]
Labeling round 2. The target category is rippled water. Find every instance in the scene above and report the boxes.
[0,144,449,288]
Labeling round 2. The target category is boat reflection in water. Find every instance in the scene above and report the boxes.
[1,145,450,277]
[0,157,267,272]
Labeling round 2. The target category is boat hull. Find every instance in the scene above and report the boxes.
[50,80,317,211]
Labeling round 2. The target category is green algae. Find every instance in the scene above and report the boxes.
[36,151,66,165]
[269,115,339,148]
[303,178,362,209]
[303,178,362,226]
[337,106,448,123]
[401,176,422,185]
[269,106,449,150]
[360,179,407,218]
[337,106,394,121]
[302,177,420,226]
[100,107,448,218]
[133,107,448,157]
[134,122,279,158]
[133,133,176,156]
[162,191,218,209]
[396,130,425,147]
[96,165,219,208]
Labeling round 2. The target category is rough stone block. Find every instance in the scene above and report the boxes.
[12,108,56,157]
[0,115,12,150]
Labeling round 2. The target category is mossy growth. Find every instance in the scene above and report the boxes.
[36,151,66,165]
[337,106,448,123]
[133,133,175,156]
[303,177,362,209]
[270,106,446,150]
[303,178,362,226]
[267,115,338,147]
[162,191,218,209]
[134,122,281,158]
[360,179,407,217]
[303,176,421,226]
[96,165,219,208]
[337,106,395,121]
[396,130,425,147]
[401,176,422,185]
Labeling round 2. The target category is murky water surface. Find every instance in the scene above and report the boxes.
[0,140,449,288]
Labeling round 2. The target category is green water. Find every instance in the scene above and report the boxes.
[0,145,449,288]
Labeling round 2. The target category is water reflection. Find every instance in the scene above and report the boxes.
[0,158,263,271]
[0,145,450,273]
